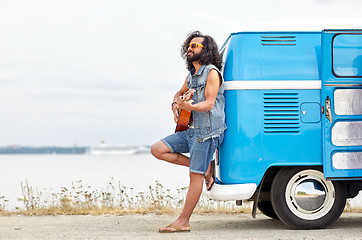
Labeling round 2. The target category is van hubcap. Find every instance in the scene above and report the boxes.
[285,170,335,220]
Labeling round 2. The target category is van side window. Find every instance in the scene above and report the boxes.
[332,34,362,77]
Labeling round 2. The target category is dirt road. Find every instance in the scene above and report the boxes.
[0,213,361,239]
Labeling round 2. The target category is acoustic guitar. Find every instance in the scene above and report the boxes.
[175,109,192,132]
[175,89,194,132]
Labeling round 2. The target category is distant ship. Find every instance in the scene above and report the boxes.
[87,142,150,155]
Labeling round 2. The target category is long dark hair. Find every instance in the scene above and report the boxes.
[181,31,223,71]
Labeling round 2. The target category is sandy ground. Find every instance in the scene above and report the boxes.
[0,213,361,240]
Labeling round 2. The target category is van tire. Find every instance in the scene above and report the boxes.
[257,201,279,219]
[270,167,346,229]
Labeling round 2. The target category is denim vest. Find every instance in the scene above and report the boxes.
[187,64,227,142]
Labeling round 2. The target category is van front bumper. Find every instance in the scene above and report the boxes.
[203,183,257,201]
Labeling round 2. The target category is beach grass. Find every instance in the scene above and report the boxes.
[0,179,360,216]
[0,179,252,216]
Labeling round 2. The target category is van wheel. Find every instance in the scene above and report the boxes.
[257,201,279,219]
[270,167,346,229]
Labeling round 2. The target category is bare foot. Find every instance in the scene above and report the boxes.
[204,161,215,190]
[205,176,214,190]
[159,223,190,232]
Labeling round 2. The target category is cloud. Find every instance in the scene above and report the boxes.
[1,0,362,145]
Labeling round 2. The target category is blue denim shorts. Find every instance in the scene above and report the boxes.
[161,128,224,175]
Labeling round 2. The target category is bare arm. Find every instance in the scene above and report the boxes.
[177,69,221,112]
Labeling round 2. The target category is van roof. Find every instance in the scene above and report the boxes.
[222,32,322,81]
[233,18,362,32]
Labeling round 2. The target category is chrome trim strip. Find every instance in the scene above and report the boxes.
[325,84,362,87]
[224,80,321,90]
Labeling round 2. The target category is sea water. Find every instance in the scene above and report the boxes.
[0,154,189,210]
[0,153,361,210]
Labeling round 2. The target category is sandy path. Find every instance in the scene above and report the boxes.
[0,213,361,239]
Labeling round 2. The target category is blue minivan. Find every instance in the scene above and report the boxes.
[205,29,362,229]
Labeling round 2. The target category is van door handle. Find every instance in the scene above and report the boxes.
[325,96,332,123]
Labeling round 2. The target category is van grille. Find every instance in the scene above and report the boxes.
[263,93,300,133]
[261,35,296,46]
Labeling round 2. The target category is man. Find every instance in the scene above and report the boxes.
[151,31,226,233]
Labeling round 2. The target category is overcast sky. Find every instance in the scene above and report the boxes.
[0,0,361,146]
